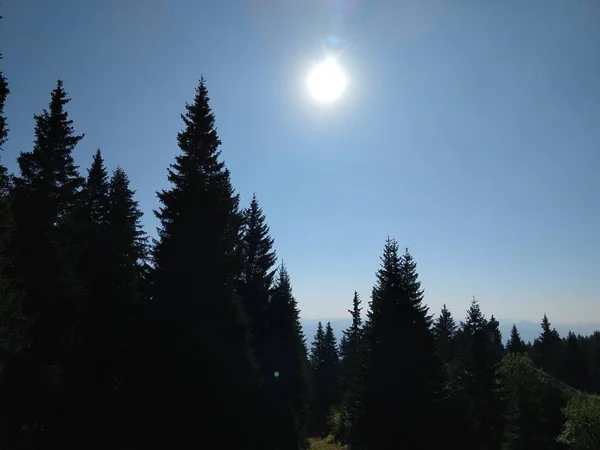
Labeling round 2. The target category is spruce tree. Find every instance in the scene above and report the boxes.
[506,324,527,355]
[146,77,263,448]
[357,237,443,450]
[2,80,86,447]
[534,314,562,377]
[400,246,432,324]
[339,291,363,390]
[239,194,277,374]
[310,321,340,437]
[0,13,25,372]
[264,263,310,449]
[560,331,588,391]
[456,297,505,450]
[105,167,148,447]
[433,304,457,366]
[335,292,365,444]
[70,150,112,444]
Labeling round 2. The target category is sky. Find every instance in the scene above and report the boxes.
[1,0,599,324]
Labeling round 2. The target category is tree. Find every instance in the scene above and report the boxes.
[238,194,277,375]
[356,238,443,450]
[339,291,363,390]
[506,324,527,355]
[70,150,112,444]
[499,353,568,450]
[264,263,310,449]
[0,13,26,378]
[560,332,589,391]
[310,320,340,437]
[400,246,432,324]
[534,314,562,377]
[2,80,85,447]
[456,297,505,450]
[433,304,457,367]
[334,292,365,445]
[558,393,600,449]
[0,19,9,186]
[146,77,264,448]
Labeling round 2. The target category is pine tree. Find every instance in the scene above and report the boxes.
[0,21,9,187]
[490,315,505,357]
[105,167,148,447]
[560,332,588,391]
[239,194,277,374]
[1,80,86,447]
[70,150,112,444]
[310,320,340,437]
[400,246,433,324]
[433,304,457,366]
[0,13,26,375]
[456,297,505,450]
[339,291,363,390]
[264,263,310,449]
[506,324,527,355]
[146,77,264,448]
[335,292,365,444]
[356,237,443,450]
[534,314,562,377]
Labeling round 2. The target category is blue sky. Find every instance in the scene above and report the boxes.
[1,0,599,323]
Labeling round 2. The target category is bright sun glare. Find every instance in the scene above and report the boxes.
[307,58,347,104]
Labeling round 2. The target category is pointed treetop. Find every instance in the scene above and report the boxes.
[241,193,277,287]
[461,296,488,333]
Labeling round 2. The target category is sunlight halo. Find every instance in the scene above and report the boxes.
[306,57,347,104]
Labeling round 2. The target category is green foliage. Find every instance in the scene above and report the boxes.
[499,353,568,449]
[558,393,600,449]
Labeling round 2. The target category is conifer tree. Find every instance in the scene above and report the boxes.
[560,331,589,391]
[239,194,277,374]
[433,304,457,366]
[264,263,310,449]
[356,237,443,450]
[400,246,432,324]
[146,77,263,448]
[70,150,112,443]
[506,324,527,355]
[4,80,85,447]
[310,321,340,436]
[534,314,562,377]
[335,292,365,444]
[0,12,25,364]
[105,167,148,447]
[339,291,363,390]
[456,297,505,450]
[0,25,9,187]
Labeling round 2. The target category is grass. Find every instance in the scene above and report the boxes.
[308,436,347,450]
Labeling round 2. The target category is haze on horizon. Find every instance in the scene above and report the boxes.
[1,0,598,324]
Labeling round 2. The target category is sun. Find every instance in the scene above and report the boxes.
[306,57,347,104]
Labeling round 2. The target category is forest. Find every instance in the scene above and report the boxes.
[1,16,600,450]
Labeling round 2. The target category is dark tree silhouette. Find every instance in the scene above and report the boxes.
[263,263,311,449]
[145,77,264,448]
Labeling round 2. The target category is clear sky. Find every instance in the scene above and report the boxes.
[1,0,599,323]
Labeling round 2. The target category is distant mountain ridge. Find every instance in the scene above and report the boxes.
[300,318,600,346]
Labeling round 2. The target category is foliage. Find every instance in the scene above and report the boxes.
[557,393,600,449]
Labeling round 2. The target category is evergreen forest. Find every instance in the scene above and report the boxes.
[0,15,599,450]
